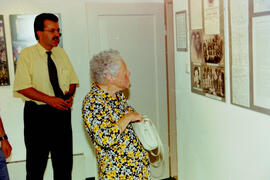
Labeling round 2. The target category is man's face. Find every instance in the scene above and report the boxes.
[38,20,60,50]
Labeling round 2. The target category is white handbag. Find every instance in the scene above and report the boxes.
[132,115,164,169]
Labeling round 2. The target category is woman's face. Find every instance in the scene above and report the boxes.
[194,69,199,76]
[113,59,131,90]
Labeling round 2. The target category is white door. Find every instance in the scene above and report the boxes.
[86,3,169,179]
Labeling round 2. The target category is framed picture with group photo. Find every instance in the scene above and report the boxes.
[0,15,10,86]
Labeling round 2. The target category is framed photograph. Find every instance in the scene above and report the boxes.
[202,65,225,98]
[175,11,187,51]
[10,14,63,72]
[192,65,202,90]
[190,29,203,63]
[203,34,224,65]
[0,15,10,86]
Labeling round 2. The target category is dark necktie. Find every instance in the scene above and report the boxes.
[46,51,64,98]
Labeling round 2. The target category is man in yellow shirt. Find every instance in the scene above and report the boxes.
[13,13,79,180]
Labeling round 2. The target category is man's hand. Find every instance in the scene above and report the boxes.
[1,140,12,159]
[63,91,74,109]
[17,87,76,110]
[65,96,74,109]
[45,96,70,110]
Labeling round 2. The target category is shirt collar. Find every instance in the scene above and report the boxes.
[36,43,56,57]
[91,83,126,102]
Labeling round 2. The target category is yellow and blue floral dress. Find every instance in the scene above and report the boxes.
[82,83,151,180]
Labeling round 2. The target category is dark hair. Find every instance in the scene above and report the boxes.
[34,13,58,40]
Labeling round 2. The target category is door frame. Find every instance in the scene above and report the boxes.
[164,0,178,179]
[85,2,171,179]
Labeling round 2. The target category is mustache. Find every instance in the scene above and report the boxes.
[52,36,61,40]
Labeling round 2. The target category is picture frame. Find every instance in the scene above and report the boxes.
[0,15,10,86]
[175,11,188,51]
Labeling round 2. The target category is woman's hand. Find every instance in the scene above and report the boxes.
[125,112,143,123]
[116,112,143,133]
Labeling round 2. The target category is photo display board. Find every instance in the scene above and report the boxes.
[0,15,10,86]
[229,0,270,115]
[188,0,225,101]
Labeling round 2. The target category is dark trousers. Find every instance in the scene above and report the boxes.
[24,101,73,180]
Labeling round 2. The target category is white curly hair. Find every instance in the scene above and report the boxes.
[90,49,122,83]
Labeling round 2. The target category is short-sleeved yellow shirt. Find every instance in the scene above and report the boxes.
[13,43,79,104]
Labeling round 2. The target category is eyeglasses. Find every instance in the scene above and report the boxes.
[43,29,62,36]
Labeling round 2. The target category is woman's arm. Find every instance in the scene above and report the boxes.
[116,112,143,133]
[82,97,121,148]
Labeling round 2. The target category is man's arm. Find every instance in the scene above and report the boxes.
[64,84,77,97]
[18,87,70,110]
[64,84,77,108]
[0,116,12,159]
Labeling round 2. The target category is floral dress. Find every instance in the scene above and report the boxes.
[82,83,151,180]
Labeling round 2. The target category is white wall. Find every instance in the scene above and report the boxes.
[174,0,270,180]
[0,0,163,179]
[0,0,94,178]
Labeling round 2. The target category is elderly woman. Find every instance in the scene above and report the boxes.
[82,49,151,179]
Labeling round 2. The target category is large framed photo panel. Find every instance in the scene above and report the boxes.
[188,0,225,102]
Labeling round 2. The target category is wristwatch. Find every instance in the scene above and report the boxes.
[0,135,8,141]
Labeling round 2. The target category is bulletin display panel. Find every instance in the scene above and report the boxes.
[188,0,225,102]
[229,0,270,115]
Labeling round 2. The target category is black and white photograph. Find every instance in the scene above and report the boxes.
[203,34,223,64]
[202,65,224,98]
[191,29,203,63]
[0,16,10,86]
[192,65,202,89]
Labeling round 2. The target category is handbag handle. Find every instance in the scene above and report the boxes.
[142,116,165,169]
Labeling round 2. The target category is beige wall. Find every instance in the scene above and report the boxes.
[174,0,270,180]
